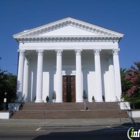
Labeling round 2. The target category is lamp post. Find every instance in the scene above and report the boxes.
[3,92,7,110]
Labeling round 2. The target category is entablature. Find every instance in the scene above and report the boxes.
[16,36,121,43]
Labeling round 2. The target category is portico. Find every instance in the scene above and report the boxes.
[13,17,124,103]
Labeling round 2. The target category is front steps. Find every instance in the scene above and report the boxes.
[11,102,129,119]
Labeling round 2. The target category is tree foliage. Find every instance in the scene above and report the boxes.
[0,69,17,104]
[0,57,17,107]
[121,62,140,108]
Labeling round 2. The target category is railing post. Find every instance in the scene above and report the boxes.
[42,111,45,126]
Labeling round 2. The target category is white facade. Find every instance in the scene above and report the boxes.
[13,17,124,103]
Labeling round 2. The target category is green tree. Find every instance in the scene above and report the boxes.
[0,58,17,106]
[121,62,140,108]
[121,68,130,95]
[6,73,17,102]
[0,70,17,104]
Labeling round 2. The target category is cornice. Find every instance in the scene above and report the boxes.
[13,17,124,39]
[16,36,121,43]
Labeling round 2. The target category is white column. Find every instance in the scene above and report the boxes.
[23,56,29,102]
[94,49,103,102]
[30,71,33,102]
[56,49,63,102]
[108,55,116,101]
[17,49,25,100]
[75,49,83,102]
[35,50,44,103]
[113,49,122,101]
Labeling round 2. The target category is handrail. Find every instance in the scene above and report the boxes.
[116,96,122,123]
[123,102,130,110]
[42,111,45,126]
[116,96,131,110]
[116,96,120,103]
[15,97,24,103]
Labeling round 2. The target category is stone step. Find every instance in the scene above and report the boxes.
[22,102,119,111]
[11,102,129,119]
[11,110,128,119]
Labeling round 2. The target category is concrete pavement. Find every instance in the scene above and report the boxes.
[0,118,140,127]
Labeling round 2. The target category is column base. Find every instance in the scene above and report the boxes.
[35,99,44,103]
[95,100,103,102]
[110,99,117,102]
[56,99,62,103]
[76,99,83,102]
[24,99,28,102]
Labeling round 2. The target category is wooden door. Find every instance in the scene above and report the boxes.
[70,76,76,102]
[63,76,68,102]
[63,76,75,102]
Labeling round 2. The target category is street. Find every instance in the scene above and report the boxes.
[0,125,138,140]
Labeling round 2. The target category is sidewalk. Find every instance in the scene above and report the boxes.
[0,118,140,127]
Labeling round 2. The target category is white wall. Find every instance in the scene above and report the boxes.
[82,52,95,102]
[0,112,10,119]
[43,51,56,102]
[28,54,37,102]
[101,55,109,102]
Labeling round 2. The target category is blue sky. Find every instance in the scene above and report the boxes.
[0,0,140,75]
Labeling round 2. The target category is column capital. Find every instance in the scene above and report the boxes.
[36,50,44,56]
[75,49,82,56]
[112,49,120,55]
[55,49,63,56]
[18,49,25,56]
[94,49,101,55]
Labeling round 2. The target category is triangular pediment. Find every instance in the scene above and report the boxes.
[13,17,124,39]
[39,25,98,36]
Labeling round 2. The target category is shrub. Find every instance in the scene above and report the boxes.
[46,96,49,102]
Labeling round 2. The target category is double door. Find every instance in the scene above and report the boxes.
[63,76,76,102]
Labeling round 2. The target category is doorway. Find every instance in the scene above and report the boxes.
[63,76,76,102]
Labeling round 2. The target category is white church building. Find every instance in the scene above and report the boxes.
[13,17,124,103]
